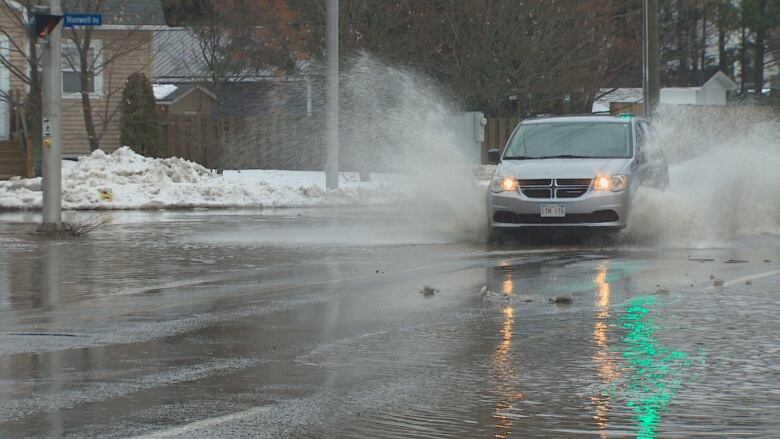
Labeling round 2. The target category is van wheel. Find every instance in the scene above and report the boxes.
[488,228,506,245]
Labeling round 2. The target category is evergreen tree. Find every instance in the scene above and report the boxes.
[119,72,165,157]
[742,0,780,94]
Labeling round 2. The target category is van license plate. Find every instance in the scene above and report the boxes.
[540,205,565,217]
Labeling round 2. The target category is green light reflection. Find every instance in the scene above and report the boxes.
[619,295,691,439]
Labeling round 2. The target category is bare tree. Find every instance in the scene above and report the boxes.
[714,0,739,75]
[1,0,154,157]
[187,5,258,172]
[293,0,641,116]
[61,0,151,151]
[743,0,780,94]
[168,0,307,171]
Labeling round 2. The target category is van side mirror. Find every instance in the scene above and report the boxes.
[487,148,501,163]
[636,149,646,165]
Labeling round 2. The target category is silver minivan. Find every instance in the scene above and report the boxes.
[486,115,667,238]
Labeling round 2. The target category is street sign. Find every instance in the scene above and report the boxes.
[63,13,102,28]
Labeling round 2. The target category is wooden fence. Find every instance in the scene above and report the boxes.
[221,114,323,170]
[482,116,522,159]
[161,113,324,170]
[161,114,218,168]
[162,113,523,168]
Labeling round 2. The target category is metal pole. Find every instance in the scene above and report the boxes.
[41,0,62,230]
[325,0,339,189]
[643,0,660,117]
[642,0,649,116]
[647,0,660,114]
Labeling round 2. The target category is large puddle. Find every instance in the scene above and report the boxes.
[0,210,779,437]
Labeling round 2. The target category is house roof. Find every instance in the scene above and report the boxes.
[154,28,291,82]
[155,83,216,104]
[600,71,738,94]
[702,71,739,91]
[596,88,643,103]
[154,80,309,117]
[153,29,206,81]
[63,0,166,26]
[596,72,739,104]
[152,83,178,100]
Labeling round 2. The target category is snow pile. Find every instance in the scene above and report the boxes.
[0,147,412,210]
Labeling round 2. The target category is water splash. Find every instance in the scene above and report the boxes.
[225,53,487,243]
[339,54,487,238]
[624,105,780,247]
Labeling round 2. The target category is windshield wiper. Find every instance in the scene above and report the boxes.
[503,154,592,160]
[534,154,592,159]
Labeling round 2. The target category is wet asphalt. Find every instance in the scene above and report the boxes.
[0,209,779,438]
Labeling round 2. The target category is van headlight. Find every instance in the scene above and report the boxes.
[490,176,518,193]
[593,175,628,192]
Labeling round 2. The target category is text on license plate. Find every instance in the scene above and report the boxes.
[540,205,565,217]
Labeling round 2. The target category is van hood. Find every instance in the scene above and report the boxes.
[495,158,631,179]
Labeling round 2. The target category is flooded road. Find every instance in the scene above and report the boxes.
[0,209,778,438]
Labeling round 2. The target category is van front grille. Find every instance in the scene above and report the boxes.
[517,179,552,187]
[556,188,589,198]
[557,178,593,186]
[518,178,592,199]
[521,188,552,198]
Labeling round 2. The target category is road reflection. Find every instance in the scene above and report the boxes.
[591,264,619,438]
[501,272,513,296]
[491,270,523,438]
[6,242,65,312]
[620,296,691,439]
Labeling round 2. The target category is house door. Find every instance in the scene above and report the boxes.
[0,37,9,140]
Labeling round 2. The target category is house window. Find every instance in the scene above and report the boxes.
[61,41,103,97]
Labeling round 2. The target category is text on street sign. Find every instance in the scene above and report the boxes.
[63,14,102,28]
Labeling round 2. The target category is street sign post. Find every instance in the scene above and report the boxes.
[40,0,63,231]
[63,13,102,28]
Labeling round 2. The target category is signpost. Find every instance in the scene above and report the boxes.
[39,0,63,231]
[35,4,102,231]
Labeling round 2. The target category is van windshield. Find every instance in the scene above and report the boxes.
[503,122,631,159]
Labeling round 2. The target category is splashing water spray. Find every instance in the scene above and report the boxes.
[338,55,488,237]
[226,53,488,244]
[623,105,780,248]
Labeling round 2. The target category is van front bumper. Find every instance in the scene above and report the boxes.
[487,188,630,230]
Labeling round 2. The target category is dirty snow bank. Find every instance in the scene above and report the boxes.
[0,147,413,210]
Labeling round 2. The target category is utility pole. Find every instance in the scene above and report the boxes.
[642,0,660,117]
[325,0,339,189]
[40,0,63,230]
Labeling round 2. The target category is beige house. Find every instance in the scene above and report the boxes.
[0,0,166,162]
